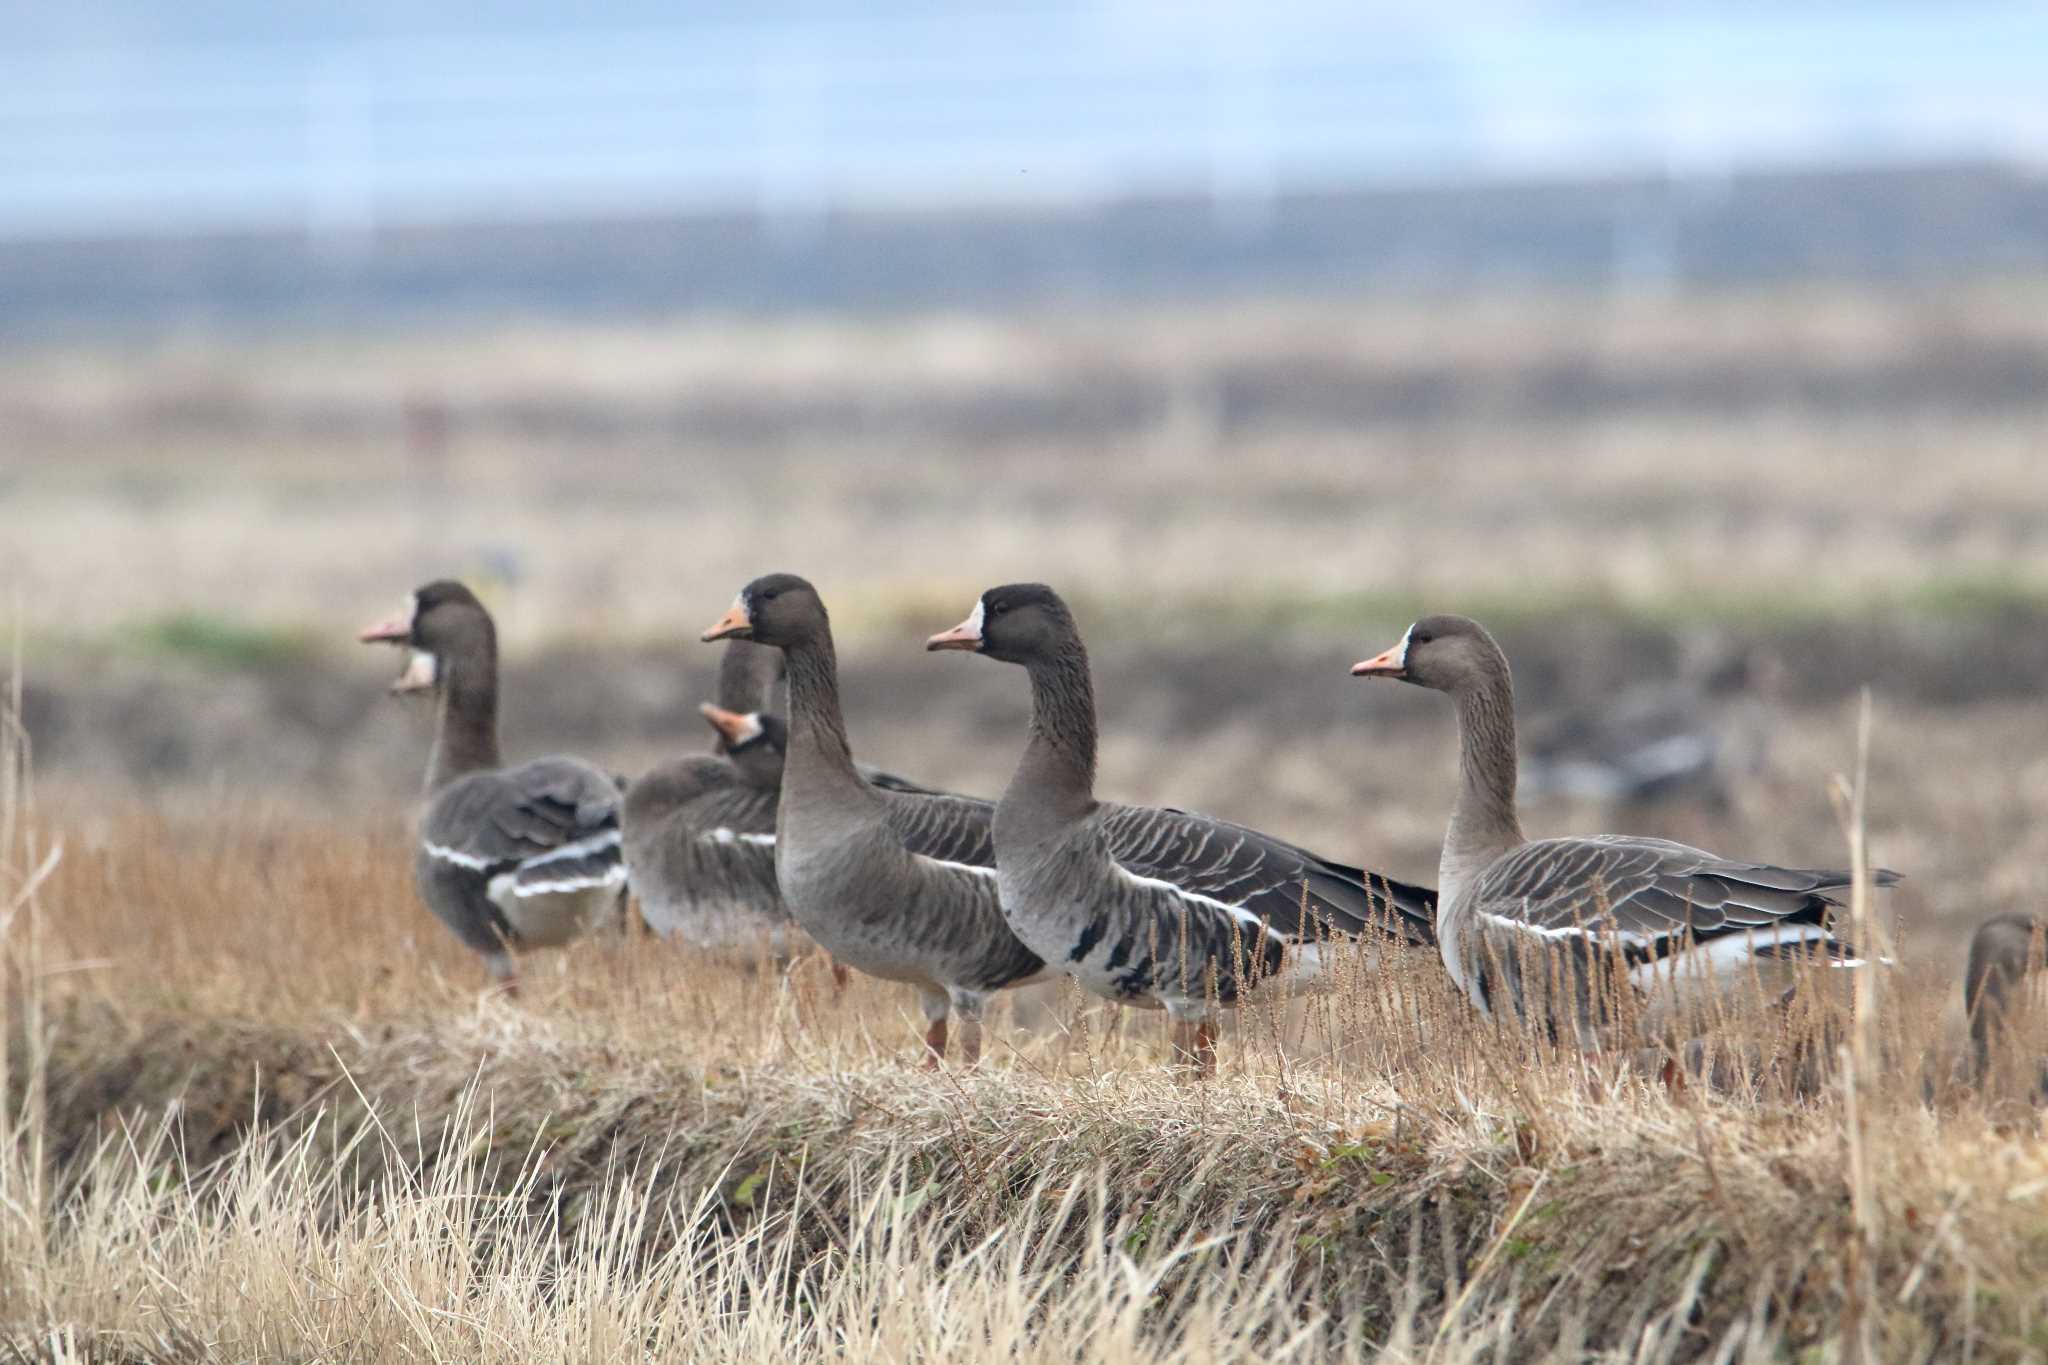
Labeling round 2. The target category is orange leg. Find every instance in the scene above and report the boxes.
[922,1016,948,1069]
[1168,1015,1215,1079]
[830,959,851,991]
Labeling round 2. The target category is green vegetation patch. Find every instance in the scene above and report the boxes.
[128,611,315,669]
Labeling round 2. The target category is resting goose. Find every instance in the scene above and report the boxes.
[702,574,1049,1064]
[1520,643,1772,813]
[1350,614,1897,1036]
[926,584,1437,1075]
[1965,912,2045,1089]
[359,580,625,987]
[622,640,797,952]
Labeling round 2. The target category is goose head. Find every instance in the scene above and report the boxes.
[926,583,1073,665]
[358,579,493,695]
[1351,614,1506,695]
[702,574,826,651]
[700,702,787,781]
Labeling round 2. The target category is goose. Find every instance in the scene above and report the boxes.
[1350,614,1897,1037]
[925,584,1437,1075]
[1520,641,1774,813]
[701,574,1049,1065]
[622,640,798,952]
[624,640,955,960]
[1965,912,2045,1089]
[359,580,625,988]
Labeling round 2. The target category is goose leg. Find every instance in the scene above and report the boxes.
[1164,1001,1214,1079]
[484,950,519,997]
[949,990,988,1067]
[831,958,851,992]
[1195,1016,1219,1077]
[919,988,950,1069]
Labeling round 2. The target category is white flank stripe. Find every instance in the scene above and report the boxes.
[423,840,497,871]
[521,829,623,867]
[1116,866,1295,942]
[914,853,999,880]
[1628,924,1858,990]
[508,864,630,897]
[1481,907,1656,945]
[707,829,777,847]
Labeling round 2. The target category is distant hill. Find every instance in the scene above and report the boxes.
[4,162,2045,338]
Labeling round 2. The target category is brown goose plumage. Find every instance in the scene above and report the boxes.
[1965,912,2046,1093]
[622,641,795,951]
[702,574,1049,1065]
[1352,613,1897,1035]
[927,583,1436,1075]
[360,580,624,986]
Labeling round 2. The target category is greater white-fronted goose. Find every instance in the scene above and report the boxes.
[702,574,1049,1065]
[1520,641,1773,812]
[359,580,626,987]
[1965,912,2045,1089]
[622,640,798,952]
[1350,614,1896,1035]
[926,584,1437,1075]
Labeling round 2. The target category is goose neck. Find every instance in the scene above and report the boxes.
[1441,671,1525,907]
[781,634,861,783]
[427,645,501,792]
[1008,643,1098,828]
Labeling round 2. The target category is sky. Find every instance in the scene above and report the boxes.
[3,2,2042,240]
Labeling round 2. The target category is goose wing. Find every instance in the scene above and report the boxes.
[1467,834,1896,959]
[1098,803,1436,946]
[879,787,998,870]
[423,756,627,897]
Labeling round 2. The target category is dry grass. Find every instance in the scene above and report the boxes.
[7,277,2048,1357]
[7,762,2048,1360]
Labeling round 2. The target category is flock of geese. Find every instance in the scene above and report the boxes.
[358,575,2042,1083]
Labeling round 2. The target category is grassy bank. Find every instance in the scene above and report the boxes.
[3,796,2048,1361]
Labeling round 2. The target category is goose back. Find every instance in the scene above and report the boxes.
[929,582,1437,1025]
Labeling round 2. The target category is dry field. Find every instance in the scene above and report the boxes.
[6,723,2048,1361]
[4,280,2048,645]
[7,279,2048,1359]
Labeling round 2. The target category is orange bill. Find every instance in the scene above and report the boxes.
[701,598,753,642]
[925,601,984,651]
[358,613,411,644]
[698,702,762,746]
[1350,639,1408,677]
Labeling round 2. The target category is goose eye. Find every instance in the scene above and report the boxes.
[990,601,1009,616]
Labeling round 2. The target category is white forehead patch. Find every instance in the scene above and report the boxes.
[961,598,986,639]
[1393,622,1414,669]
[731,711,766,744]
[733,591,750,619]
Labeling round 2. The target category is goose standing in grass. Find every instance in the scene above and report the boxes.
[1350,614,1896,1038]
[926,584,1437,1076]
[702,574,1049,1064]
[622,640,798,953]
[1965,912,2045,1091]
[360,580,625,988]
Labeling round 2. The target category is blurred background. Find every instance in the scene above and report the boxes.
[5,1,2047,944]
